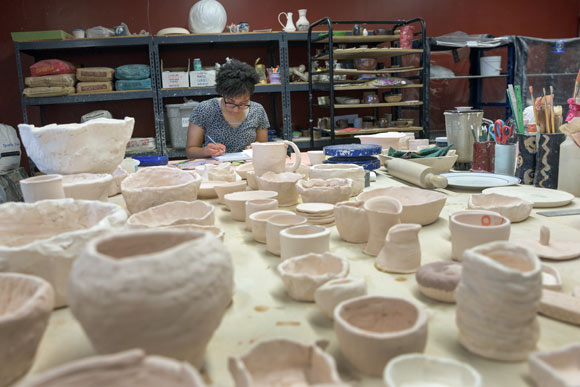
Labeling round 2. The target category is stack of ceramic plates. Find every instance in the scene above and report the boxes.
[295,203,335,226]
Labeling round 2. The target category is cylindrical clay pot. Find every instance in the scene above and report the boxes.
[279,225,331,261]
[245,199,278,231]
[266,214,307,256]
[363,197,402,256]
[68,229,234,368]
[334,201,369,244]
[19,174,65,203]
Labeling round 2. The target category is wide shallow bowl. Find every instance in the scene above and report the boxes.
[529,344,580,387]
[198,181,230,199]
[357,186,446,225]
[378,151,458,174]
[62,173,114,202]
[235,163,253,180]
[468,193,533,223]
[127,200,215,228]
[214,181,248,204]
[296,178,352,204]
[224,190,278,221]
[18,117,134,174]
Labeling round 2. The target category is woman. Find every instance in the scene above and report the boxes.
[185,59,269,159]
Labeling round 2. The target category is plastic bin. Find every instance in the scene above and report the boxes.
[165,100,200,149]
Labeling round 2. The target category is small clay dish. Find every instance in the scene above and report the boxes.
[127,200,215,228]
[385,94,403,103]
[529,344,580,387]
[394,119,414,127]
[468,193,533,223]
[415,261,462,303]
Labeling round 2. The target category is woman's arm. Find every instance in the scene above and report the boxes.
[185,123,225,159]
[255,128,268,142]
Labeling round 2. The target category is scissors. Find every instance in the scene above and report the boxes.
[490,119,513,144]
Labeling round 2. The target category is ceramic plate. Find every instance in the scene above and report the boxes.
[296,203,335,214]
[441,172,520,189]
[482,186,574,208]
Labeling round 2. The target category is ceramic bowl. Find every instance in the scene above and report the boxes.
[378,152,458,174]
[214,181,247,204]
[309,164,365,195]
[248,210,295,243]
[198,181,230,199]
[529,344,580,387]
[235,163,253,180]
[164,223,225,242]
[307,150,325,166]
[384,354,482,387]
[266,214,308,256]
[296,178,353,204]
[334,295,428,376]
[468,193,533,223]
[277,252,349,301]
[256,172,303,206]
[223,190,278,221]
[334,201,369,244]
[279,225,331,261]
[357,186,446,225]
[62,173,114,202]
[355,58,377,71]
[127,200,215,228]
[395,119,414,127]
[245,199,278,231]
[385,94,403,103]
[314,277,367,319]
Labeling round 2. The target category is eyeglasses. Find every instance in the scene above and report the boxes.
[223,99,250,110]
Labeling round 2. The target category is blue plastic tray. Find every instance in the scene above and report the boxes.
[323,144,382,157]
[133,156,169,167]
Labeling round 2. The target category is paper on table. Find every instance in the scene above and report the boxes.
[213,151,252,162]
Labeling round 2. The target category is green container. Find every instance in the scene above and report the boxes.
[11,30,73,42]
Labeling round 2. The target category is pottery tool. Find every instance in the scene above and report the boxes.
[514,85,524,133]
[470,125,477,142]
[573,68,580,100]
[529,86,540,131]
[550,85,556,132]
[537,208,580,217]
[542,88,551,133]
[384,158,448,189]
[507,85,520,133]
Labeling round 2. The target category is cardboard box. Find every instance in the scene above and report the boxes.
[189,70,216,87]
[161,59,190,88]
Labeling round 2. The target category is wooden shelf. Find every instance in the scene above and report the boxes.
[332,66,423,75]
[334,84,423,91]
[320,126,423,136]
[318,48,423,60]
[328,100,423,109]
[318,35,400,43]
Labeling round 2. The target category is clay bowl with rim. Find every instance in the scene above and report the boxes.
[126,200,215,228]
[334,295,428,376]
[468,193,533,223]
[19,174,65,203]
[529,344,580,387]
[164,223,225,242]
[357,186,446,226]
[213,181,247,204]
[18,349,206,387]
[249,210,295,244]
[296,178,353,204]
[62,173,114,202]
[383,353,482,387]
[223,190,278,221]
[235,163,254,180]
[277,252,349,302]
[256,171,304,207]
[279,225,332,261]
[0,273,54,387]
[198,181,230,199]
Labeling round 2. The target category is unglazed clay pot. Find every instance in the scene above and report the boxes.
[334,201,369,244]
[309,164,365,195]
[235,163,253,180]
[296,178,353,204]
[279,225,331,261]
[127,200,215,228]
[375,223,421,274]
[208,167,237,182]
[249,210,294,244]
[415,261,462,303]
[251,140,301,177]
[62,173,114,202]
[0,199,127,308]
[68,229,234,368]
[314,277,367,319]
[18,117,134,175]
[246,170,259,190]
[356,186,446,226]
[165,224,225,242]
[256,171,303,206]
[19,174,65,203]
[214,181,247,204]
[456,241,542,361]
[468,193,533,223]
[0,273,54,387]
[266,214,307,256]
[277,252,349,301]
[363,196,402,257]
[228,338,343,386]
[529,344,580,387]
[108,167,128,197]
[194,162,231,181]
[18,349,206,387]
[245,199,278,231]
[224,190,278,221]
[384,354,482,387]
[121,167,202,214]
[198,181,230,199]
[334,295,428,376]
[449,210,511,261]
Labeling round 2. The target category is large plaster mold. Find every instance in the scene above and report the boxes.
[127,200,215,228]
[62,173,114,202]
[468,193,533,223]
[296,178,353,204]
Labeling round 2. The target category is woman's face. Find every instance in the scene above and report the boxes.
[223,94,251,112]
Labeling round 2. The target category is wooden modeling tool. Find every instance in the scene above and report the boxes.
[574,69,580,100]
[550,86,556,133]
[542,88,551,133]
[530,86,540,131]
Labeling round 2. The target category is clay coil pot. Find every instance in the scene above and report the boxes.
[62,173,114,202]
[121,167,202,214]
[468,193,533,223]
[224,190,278,221]
[245,199,278,231]
[0,273,54,387]
[126,200,215,228]
[334,201,369,244]
[296,178,353,204]
[314,277,367,319]
[0,199,127,308]
[256,172,304,206]
[266,214,307,256]
[362,196,402,257]
[68,229,234,368]
[334,295,428,376]
[309,164,365,195]
[279,225,331,261]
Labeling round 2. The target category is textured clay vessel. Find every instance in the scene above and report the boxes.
[296,178,353,204]
[279,225,331,261]
[375,223,421,274]
[314,277,367,319]
[235,163,253,180]
[224,190,278,221]
[19,174,65,203]
[277,252,349,301]
[121,167,202,214]
[0,273,54,387]
[208,167,237,182]
[68,229,234,368]
[194,162,231,181]
[248,210,294,244]
[456,241,542,361]
[108,167,128,197]
[356,186,446,226]
[334,295,428,376]
[246,170,259,190]
[384,354,482,387]
[449,210,511,261]
[228,338,343,386]
[334,201,369,244]
[363,196,402,257]
[198,181,230,199]
[245,199,278,231]
[415,261,462,303]
[515,226,580,260]
[0,199,127,308]
[127,200,215,228]
[18,117,134,174]
[62,173,114,202]
[529,344,580,387]
[251,140,301,177]
[309,164,365,195]
[256,171,303,206]
[214,181,248,204]
[18,349,206,387]
[468,193,533,223]
[266,214,307,256]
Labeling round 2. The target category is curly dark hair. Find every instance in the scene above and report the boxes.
[215,59,260,98]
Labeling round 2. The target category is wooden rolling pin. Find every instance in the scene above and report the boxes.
[385,158,448,189]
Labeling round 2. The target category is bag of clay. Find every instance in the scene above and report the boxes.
[76,67,115,82]
[30,59,76,77]
[81,110,113,123]
[115,78,152,91]
[25,74,76,88]
[76,82,113,94]
[22,86,76,97]
[0,124,21,171]
[115,64,151,80]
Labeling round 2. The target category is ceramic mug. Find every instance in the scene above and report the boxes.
[252,141,301,177]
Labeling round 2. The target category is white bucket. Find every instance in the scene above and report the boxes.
[480,56,501,76]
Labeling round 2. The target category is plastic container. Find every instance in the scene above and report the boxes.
[435,137,448,147]
[480,56,501,76]
[132,156,168,167]
[193,58,202,71]
[558,132,580,196]
[165,101,200,148]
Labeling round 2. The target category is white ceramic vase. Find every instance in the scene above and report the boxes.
[295,9,310,31]
[334,201,369,244]
[314,277,367,319]
[266,214,307,256]
[279,224,331,261]
[363,196,402,256]
[19,174,65,203]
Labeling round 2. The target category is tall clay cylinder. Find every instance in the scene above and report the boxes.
[516,133,537,185]
[534,133,565,189]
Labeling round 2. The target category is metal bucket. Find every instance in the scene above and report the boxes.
[444,110,483,169]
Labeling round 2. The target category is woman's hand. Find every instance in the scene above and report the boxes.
[204,142,226,157]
